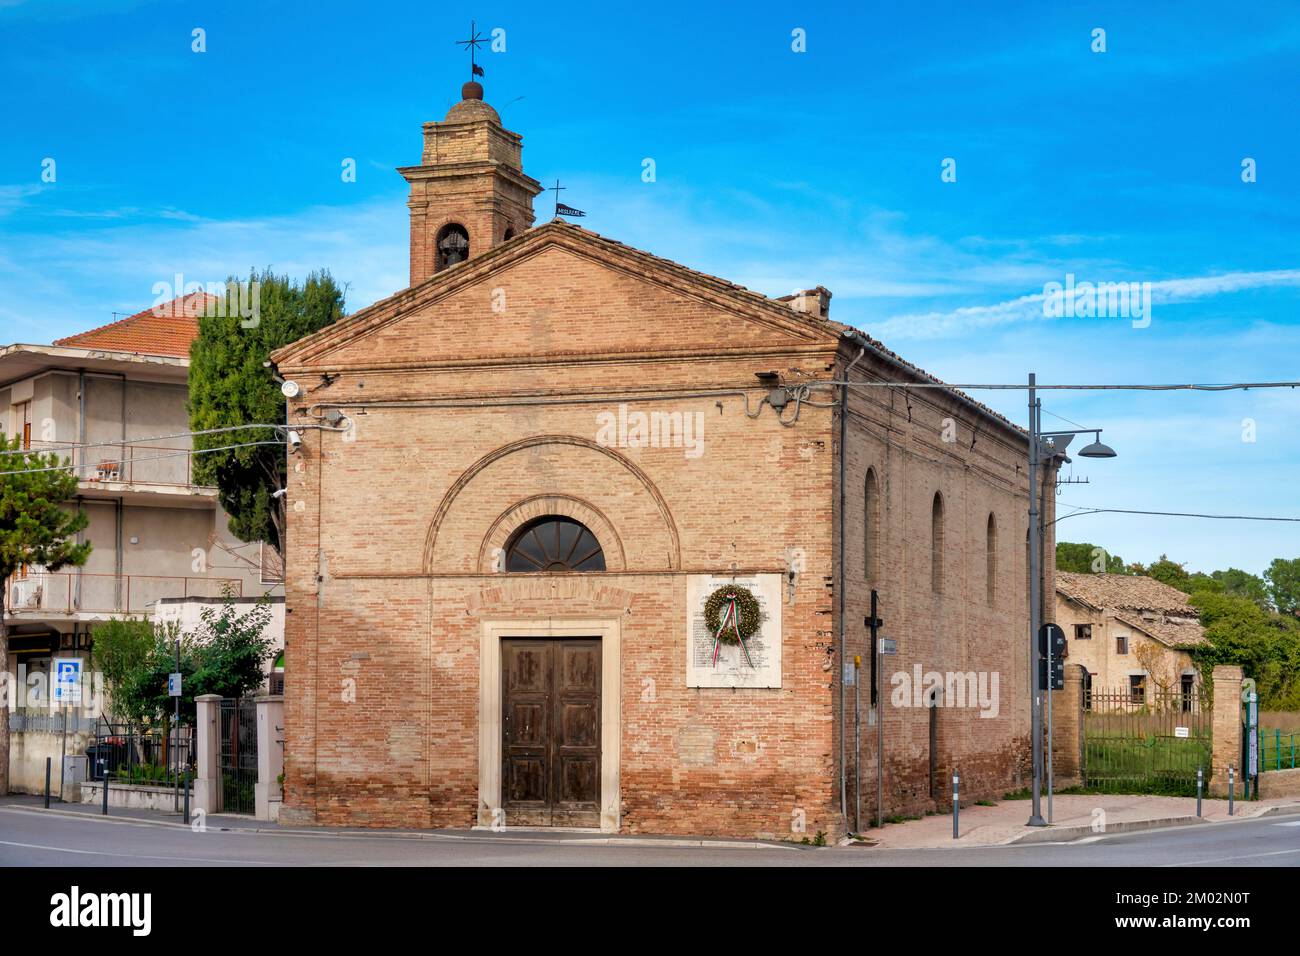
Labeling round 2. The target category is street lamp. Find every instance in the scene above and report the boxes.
[1026,375,1117,827]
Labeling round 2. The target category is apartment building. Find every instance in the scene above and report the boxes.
[2,292,282,792]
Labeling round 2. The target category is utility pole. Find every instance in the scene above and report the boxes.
[1027,373,1046,827]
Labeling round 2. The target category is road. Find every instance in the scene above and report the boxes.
[2,805,1299,866]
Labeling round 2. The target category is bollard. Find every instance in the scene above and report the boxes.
[44,757,51,809]
[183,768,191,825]
[1228,765,1235,816]
[100,759,109,816]
[952,771,960,840]
[1196,766,1202,818]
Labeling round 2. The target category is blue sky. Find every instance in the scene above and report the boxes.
[2,0,1298,575]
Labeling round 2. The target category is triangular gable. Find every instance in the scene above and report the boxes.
[272,222,837,371]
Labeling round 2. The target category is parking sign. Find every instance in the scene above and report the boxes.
[53,657,82,704]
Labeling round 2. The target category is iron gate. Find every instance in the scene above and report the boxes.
[219,698,258,814]
[1083,686,1211,795]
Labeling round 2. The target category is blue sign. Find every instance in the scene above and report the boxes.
[53,658,82,704]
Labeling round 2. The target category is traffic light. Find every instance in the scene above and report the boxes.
[1037,623,1065,691]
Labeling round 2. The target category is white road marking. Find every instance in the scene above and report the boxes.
[0,839,276,865]
[1163,846,1300,867]
[1273,821,1300,827]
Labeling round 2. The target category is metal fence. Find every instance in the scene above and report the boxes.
[219,698,258,814]
[1259,730,1299,772]
[1083,686,1211,795]
[87,720,194,792]
[8,571,242,615]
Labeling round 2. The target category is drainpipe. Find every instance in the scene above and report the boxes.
[837,330,867,825]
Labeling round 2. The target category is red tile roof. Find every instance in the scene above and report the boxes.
[53,291,216,358]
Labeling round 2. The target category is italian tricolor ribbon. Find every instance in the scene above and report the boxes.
[711,592,755,668]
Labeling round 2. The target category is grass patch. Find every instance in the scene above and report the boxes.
[883,813,922,825]
[975,799,996,807]
[1001,788,1032,801]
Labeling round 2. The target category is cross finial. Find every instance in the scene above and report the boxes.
[455,20,486,80]
[548,179,565,218]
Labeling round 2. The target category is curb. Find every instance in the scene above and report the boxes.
[0,805,794,850]
[1003,803,1300,845]
[1004,815,1205,845]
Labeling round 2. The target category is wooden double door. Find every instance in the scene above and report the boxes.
[501,639,601,826]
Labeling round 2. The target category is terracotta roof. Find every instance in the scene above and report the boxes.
[1057,571,1196,615]
[1113,611,1208,649]
[53,291,215,358]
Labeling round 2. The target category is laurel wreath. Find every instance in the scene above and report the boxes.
[702,585,762,645]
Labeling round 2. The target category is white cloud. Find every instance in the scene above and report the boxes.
[873,269,1300,341]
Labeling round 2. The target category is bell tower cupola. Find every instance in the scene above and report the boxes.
[398,80,542,286]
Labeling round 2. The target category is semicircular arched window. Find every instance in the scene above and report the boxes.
[435,222,470,272]
[506,516,606,572]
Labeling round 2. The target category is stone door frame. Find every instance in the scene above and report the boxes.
[478,617,621,832]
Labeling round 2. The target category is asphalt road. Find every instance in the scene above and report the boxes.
[2,805,1299,866]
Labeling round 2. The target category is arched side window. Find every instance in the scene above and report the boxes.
[503,226,516,241]
[986,513,997,606]
[506,516,606,572]
[931,492,945,594]
[435,222,470,272]
[864,468,880,580]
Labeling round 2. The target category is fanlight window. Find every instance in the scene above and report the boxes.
[506,516,606,572]
[436,223,470,271]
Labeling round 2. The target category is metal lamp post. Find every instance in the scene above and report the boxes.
[1026,372,1116,827]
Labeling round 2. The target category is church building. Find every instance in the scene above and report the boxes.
[271,79,1050,837]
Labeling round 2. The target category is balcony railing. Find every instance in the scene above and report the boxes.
[8,571,242,616]
[26,440,202,489]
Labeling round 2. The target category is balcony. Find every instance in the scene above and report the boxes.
[26,440,212,492]
[8,571,243,617]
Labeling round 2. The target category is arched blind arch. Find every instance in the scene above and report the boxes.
[506,516,606,572]
[864,468,880,580]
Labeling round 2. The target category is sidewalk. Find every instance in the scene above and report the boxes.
[852,793,1300,849]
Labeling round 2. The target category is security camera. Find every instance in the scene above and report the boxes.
[286,429,302,450]
[271,488,287,499]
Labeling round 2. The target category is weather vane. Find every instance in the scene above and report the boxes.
[456,20,486,79]
[548,179,587,219]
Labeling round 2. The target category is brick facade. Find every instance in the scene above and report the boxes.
[269,84,1047,837]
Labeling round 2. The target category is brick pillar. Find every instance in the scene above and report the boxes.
[1210,665,1243,797]
[255,694,284,821]
[194,695,222,815]
[1050,663,1086,787]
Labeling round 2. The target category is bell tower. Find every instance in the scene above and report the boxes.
[398,81,543,286]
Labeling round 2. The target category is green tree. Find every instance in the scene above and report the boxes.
[1264,558,1300,617]
[1144,554,1191,591]
[1212,567,1270,607]
[0,435,93,793]
[90,618,156,720]
[188,269,344,555]
[1055,541,1126,574]
[1190,591,1300,710]
[188,597,274,700]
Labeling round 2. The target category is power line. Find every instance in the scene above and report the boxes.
[16,423,289,454]
[1053,506,1300,525]
[833,380,1300,391]
[0,440,285,477]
